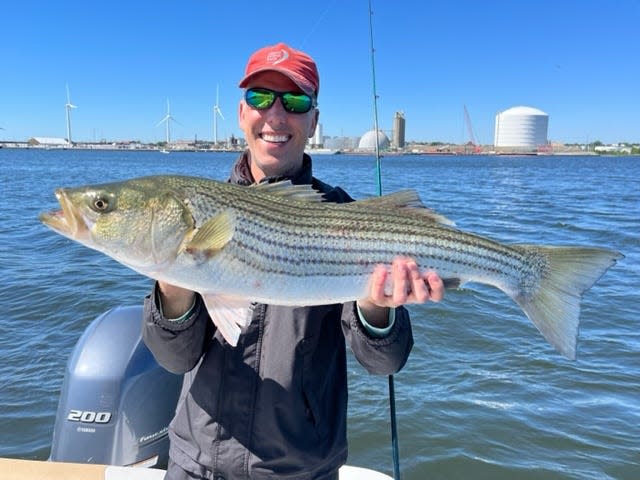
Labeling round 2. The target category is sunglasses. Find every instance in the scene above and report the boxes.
[244,88,316,114]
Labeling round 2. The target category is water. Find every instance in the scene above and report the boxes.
[1,149,638,479]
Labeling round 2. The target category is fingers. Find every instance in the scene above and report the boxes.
[425,271,444,302]
[392,260,409,305]
[365,257,445,308]
[367,264,391,306]
[406,260,430,303]
[392,259,424,305]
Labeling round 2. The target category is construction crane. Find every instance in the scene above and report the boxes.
[463,104,481,154]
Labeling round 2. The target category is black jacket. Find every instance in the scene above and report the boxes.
[143,152,414,479]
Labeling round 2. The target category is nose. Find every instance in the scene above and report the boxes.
[263,96,289,122]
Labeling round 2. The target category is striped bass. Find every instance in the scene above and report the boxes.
[40,175,623,359]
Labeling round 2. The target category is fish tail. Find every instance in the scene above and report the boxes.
[512,246,623,360]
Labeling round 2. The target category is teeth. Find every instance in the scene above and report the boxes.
[261,133,289,143]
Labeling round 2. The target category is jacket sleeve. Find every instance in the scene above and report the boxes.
[142,282,213,374]
[341,302,414,376]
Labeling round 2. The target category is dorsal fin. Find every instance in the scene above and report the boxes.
[355,190,424,209]
[254,182,455,225]
[349,190,456,226]
[252,180,325,202]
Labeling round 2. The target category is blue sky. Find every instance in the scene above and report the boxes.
[1,0,638,145]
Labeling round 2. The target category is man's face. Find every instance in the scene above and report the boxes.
[239,71,318,182]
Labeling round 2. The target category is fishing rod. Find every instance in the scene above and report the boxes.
[368,1,401,479]
[368,0,383,198]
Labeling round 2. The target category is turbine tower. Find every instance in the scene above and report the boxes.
[212,85,224,145]
[65,84,77,145]
[156,99,179,144]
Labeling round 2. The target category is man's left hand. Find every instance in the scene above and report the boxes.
[356,257,444,328]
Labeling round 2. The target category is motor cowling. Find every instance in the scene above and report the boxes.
[50,305,182,468]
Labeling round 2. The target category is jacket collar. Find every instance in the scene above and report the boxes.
[228,150,314,186]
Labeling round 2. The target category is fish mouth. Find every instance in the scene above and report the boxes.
[40,189,88,239]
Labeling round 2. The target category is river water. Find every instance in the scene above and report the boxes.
[1,148,638,479]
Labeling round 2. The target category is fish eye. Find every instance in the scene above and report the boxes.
[93,196,110,212]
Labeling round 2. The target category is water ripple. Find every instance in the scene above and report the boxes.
[2,150,639,478]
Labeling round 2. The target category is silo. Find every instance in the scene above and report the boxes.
[358,129,390,151]
[311,123,323,148]
[393,111,405,149]
[494,106,549,152]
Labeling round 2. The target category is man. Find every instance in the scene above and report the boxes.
[143,43,444,480]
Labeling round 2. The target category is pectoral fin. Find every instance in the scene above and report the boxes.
[186,210,235,258]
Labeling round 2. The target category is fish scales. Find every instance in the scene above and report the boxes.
[184,181,526,280]
[231,208,529,283]
[147,177,546,291]
[40,174,623,357]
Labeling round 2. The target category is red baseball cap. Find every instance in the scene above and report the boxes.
[238,43,319,97]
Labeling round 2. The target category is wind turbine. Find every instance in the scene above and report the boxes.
[212,85,224,145]
[65,84,77,145]
[156,99,180,144]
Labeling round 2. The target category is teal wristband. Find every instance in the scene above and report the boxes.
[156,288,196,324]
[356,305,396,338]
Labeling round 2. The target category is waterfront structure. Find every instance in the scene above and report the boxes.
[156,99,178,144]
[28,137,69,147]
[494,106,549,153]
[325,136,360,151]
[65,85,77,145]
[358,129,390,151]
[212,85,224,145]
[392,111,405,149]
[310,123,324,148]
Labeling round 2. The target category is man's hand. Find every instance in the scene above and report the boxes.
[356,257,444,328]
[157,281,196,319]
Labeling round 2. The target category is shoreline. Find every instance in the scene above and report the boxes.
[1,143,634,157]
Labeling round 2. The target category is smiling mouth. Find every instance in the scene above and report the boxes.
[260,133,291,144]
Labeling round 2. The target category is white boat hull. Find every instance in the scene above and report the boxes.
[0,459,393,480]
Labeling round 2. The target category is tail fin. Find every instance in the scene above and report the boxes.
[513,246,623,360]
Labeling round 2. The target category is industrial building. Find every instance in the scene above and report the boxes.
[310,123,324,148]
[392,111,405,149]
[494,106,549,153]
[358,129,390,151]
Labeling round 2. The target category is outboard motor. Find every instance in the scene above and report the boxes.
[50,305,182,468]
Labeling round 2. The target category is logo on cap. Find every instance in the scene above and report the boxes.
[266,49,289,65]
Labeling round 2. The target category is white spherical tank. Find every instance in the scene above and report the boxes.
[494,106,548,150]
[358,129,390,151]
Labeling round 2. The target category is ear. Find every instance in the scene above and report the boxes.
[308,108,319,138]
[238,100,247,130]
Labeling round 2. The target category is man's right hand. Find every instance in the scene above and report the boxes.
[158,281,196,318]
